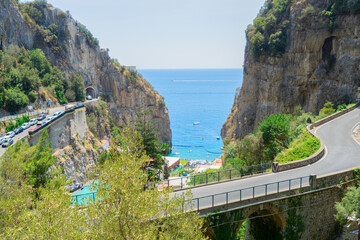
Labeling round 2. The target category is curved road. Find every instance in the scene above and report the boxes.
[177,106,360,205]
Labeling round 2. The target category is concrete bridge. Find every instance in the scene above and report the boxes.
[174,105,360,239]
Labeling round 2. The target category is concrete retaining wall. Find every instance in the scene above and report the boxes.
[272,102,360,173]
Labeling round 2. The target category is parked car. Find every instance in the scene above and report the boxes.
[37,121,46,126]
[2,138,14,148]
[30,119,38,126]
[53,111,62,118]
[0,138,5,145]
[21,123,30,129]
[37,114,46,121]
[86,95,92,100]
[28,126,40,134]
[14,127,24,134]
[5,131,15,138]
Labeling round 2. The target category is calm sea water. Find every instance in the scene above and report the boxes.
[138,69,243,161]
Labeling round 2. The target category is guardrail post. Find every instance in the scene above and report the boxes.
[253,187,255,199]
[300,177,302,188]
[289,179,291,190]
[197,198,200,211]
[226,192,228,204]
[240,190,242,201]
[212,195,214,207]
[265,184,267,195]
[310,174,317,189]
[277,182,279,193]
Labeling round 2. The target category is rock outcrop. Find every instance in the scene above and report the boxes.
[0,0,171,145]
[222,0,360,142]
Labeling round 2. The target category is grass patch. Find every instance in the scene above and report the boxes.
[274,130,320,164]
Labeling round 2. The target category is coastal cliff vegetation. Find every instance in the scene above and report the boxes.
[222,101,354,169]
[0,46,85,112]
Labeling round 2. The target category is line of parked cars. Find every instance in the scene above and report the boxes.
[1,111,63,148]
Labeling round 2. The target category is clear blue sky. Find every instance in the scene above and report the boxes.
[45,0,265,69]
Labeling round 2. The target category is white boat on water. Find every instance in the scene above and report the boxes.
[193,122,200,125]
[216,136,220,140]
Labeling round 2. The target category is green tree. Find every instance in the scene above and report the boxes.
[86,125,206,239]
[3,88,29,112]
[251,32,267,58]
[259,113,291,160]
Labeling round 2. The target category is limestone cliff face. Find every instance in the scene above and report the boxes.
[222,0,360,142]
[0,0,171,145]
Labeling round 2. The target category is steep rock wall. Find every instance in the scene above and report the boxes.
[222,0,360,142]
[29,108,100,187]
[0,0,171,145]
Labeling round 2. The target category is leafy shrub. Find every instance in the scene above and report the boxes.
[299,4,316,20]
[275,130,320,164]
[268,31,287,57]
[3,88,29,112]
[78,23,99,47]
[28,91,37,103]
[318,101,335,118]
[247,0,292,58]
[251,32,267,58]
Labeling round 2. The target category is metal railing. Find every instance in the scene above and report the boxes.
[187,176,310,211]
[0,110,49,122]
[167,163,272,190]
[72,191,97,205]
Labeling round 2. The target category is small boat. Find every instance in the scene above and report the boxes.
[193,122,200,125]
[216,136,220,140]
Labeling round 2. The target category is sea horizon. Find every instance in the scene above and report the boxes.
[139,68,243,161]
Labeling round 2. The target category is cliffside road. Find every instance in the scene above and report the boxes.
[0,99,98,157]
[177,107,360,209]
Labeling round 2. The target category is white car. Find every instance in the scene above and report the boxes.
[21,123,30,129]
[0,138,5,144]
[30,119,38,126]
[5,131,15,138]
[47,117,55,122]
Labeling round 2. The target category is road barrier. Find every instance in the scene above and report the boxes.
[28,104,84,136]
[273,102,360,172]
[168,163,272,191]
[188,176,310,211]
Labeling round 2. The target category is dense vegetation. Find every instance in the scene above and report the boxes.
[223,101,352,169]
[246,0,292,58]
[0,128,206,239]
[0,46,85,112]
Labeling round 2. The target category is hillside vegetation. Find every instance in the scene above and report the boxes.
[223,101,352,168]
[0,46,85,112]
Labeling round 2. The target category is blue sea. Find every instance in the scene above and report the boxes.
[138,69,243,161]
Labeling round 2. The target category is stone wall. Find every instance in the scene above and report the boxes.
[28,108,100,187]
[203,169,357,239]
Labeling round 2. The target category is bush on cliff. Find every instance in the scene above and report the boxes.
[0,46,85,112]
[247,0,292,58]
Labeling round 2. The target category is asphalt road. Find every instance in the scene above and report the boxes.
[176,106,360,209]
[0,99,98,157]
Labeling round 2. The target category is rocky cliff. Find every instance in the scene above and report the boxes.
[222,0,360,142]
[0,0,171,145]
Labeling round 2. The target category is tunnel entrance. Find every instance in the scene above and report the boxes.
[244,209,284,240]
[85,87,96,99]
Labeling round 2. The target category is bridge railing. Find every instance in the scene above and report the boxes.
[187,176,310,211]
[167,163,272,190]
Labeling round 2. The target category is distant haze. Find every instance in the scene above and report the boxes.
[42,0,265,69]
